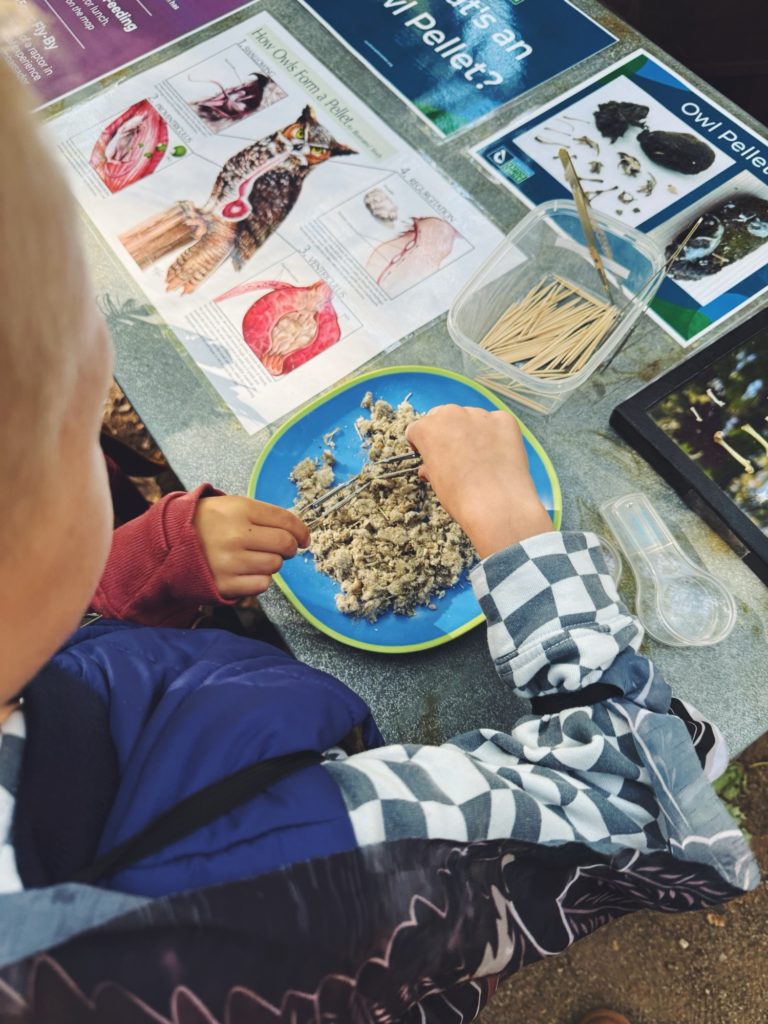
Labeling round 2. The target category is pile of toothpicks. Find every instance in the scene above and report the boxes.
[478,275,617,410]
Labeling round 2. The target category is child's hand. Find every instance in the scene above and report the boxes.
[405,405,552,558]
[193,496,310,598]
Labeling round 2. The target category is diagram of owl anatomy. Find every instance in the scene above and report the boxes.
[189,72,286,131]
[119,105,356,295]
[90,100,174,194]
[215,278,342,377]
[366,216,460,295]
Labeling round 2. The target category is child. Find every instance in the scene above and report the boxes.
[0,55,757,1024]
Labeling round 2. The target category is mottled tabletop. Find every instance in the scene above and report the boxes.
[72,0,768,754]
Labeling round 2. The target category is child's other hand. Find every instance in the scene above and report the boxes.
[193,496,310,598]
[405,405,552,558]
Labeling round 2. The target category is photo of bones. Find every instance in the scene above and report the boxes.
[651,330,768,531]
[514,77,734,228]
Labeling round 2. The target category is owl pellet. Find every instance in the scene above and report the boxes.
[364,188,398,222]
[291,395,475,622]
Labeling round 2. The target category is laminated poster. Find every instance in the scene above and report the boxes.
[51,12,502,433]
[298,0,616,138]
[473,50,768,347]
[2,0,254,106]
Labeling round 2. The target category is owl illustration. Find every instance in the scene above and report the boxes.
[119,106,356,294]
[193,72,271,126]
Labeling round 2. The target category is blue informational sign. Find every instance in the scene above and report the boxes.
[473,51,768,346]
[299,0,616,137]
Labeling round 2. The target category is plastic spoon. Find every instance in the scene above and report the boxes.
[600,493,736,647]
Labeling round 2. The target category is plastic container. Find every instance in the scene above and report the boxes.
[447,200,664,414]
[600,493,737,647]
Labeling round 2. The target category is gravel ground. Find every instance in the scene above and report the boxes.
[103,382,180,504]
[481,735,768,1024]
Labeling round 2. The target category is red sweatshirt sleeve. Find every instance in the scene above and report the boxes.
[91,484,237,628]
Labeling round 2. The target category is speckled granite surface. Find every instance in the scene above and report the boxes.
[72,0,768,754]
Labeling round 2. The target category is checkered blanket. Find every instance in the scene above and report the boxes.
[325,532,756,893]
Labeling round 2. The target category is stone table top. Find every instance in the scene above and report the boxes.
[73,0,768,754]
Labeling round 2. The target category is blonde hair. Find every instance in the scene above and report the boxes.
[0,50,95,548]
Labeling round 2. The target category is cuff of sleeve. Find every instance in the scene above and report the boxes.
[91,485,237,628]
[157,485,238,610]
[470,531,642,700]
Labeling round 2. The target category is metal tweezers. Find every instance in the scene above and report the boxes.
[297,451,422,526]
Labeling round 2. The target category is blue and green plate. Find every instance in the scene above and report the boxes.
[249,367,561,653]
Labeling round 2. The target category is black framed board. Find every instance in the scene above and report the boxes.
[611,306,768,586]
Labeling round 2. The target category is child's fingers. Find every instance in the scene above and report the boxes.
[216,551,289,596]
[405,404,464,456]
[248,501,310,547]
[242,525,302,559]
[220,574,274,598]
[233,550,285,577]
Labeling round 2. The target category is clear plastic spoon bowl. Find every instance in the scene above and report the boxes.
[601,493,736,648]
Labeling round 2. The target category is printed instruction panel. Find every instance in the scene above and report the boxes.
[474,51,768,347]
[52,12,502,432]
[3,0,252,106]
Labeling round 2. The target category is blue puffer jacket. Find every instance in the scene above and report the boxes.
[18,621,383,898]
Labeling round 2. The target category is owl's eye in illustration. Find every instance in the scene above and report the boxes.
[293,126,305,139]
[310,146,328,157]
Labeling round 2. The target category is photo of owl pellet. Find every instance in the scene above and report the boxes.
[666,195,768,281]
[513,79,732,230]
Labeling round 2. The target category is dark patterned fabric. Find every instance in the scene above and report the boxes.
[0,838,746,1023]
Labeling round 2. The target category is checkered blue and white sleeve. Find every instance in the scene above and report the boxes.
[0,710,25,893]
[323,532,678,854]
[473,530,646,702]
